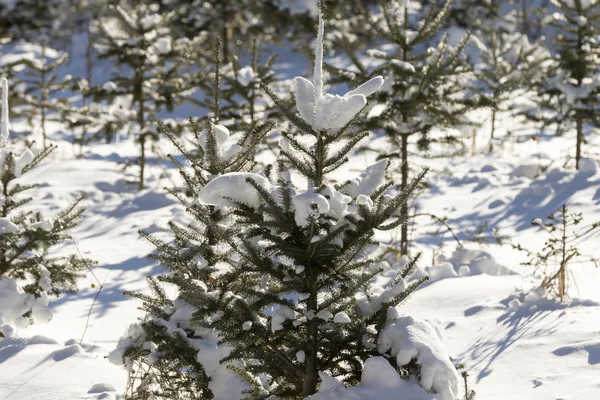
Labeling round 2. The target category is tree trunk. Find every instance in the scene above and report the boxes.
[137,71,146,192]
[521,0,528,36]
[575,118,583,170]
[41,42,47,148]
[400,134,409,256]
[302,292,319,397]
[489,109,496,153]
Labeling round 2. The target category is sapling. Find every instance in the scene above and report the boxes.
[513,204,600,300]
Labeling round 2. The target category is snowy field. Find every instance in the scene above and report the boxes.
[1,2,600,400]
[2,104,599,400]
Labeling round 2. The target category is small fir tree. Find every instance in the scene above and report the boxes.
[0,78,91,337]
[528,0,600,170]
[475,10,549,151]
[111,8,463,400]
[13,37,71,147]
[89,2,205,190]
[326,0,478,255]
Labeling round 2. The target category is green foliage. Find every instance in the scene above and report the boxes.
[86,1,207,189]
[527,0,600,169]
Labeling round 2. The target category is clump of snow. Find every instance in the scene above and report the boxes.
[361,356,404,388]
[198,172,271,208]
[446,247,514,276]
[292,189,330,226]
[333,311,351,324]
[271,305,297,332]
[0,278,52,337]
[154,37,172,55]
[294,11,383,133]
[377,316,459,400]
[318,371,345,392]
[198,124,241,163]
[342,159,388,198]
[237,66,256,87]
[309,356,437,399]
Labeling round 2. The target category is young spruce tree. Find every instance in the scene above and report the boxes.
[326,0,477,255]
[475,9,549,151]
[89,2,205,190]
[0,78,90,337]
[111,8,463,400]
[529,0,600,170]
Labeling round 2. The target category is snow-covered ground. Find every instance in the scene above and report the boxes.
[1,30,600,400]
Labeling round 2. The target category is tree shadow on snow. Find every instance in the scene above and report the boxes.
[50,256,164,318]
[459,296,565,382]
[0,335,58,364]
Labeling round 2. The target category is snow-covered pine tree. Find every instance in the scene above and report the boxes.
[155,0,280,63]
[527,0,600,170]
[475,10,549,151]
[111,7,463,400]
[88,2,205,190]
[0,78,91,338]
[13,37,70,147]
[325,0,477,255]
[192,38,282,138]
[109,57,274,398]
[0,0,66,40]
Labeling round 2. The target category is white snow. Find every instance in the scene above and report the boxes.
[378,316,459,400]
[294,12,383,134]
[198,172,271,208]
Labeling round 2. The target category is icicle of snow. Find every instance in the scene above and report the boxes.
[1,77,9,146]
[197,172,271,209]
[377,316,459,400]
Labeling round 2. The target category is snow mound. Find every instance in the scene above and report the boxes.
[377,316,460,400]
[308,356,437,400]
[511,163,541,179]
[0,278,52,337]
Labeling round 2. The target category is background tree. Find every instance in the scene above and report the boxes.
[326,0,479,255]
[0,78,91,338]
[527,0,600,170]
[89,2,206,190]
[475,9,549,151]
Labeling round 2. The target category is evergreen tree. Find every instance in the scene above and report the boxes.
[110,9,465,400]
[88,2,205,190]
[155,0,281,63]
[0,78,91,338]
[528,0,600,170]
[191,39,283,139]
[475,10,549,151]
[13,37,71,147]
[325,0,478,255]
